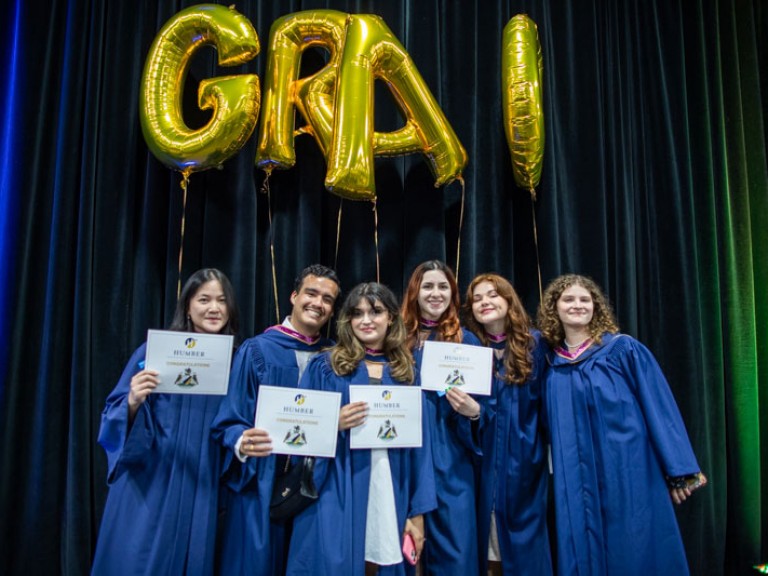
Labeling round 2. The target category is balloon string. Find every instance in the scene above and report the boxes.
[329,200,343,340]
[455,176,466,279]
[334,200,343,272]
[373,200,380,284]
[261,171,280,324]
[177,173,190,300]
[530,188,543,304]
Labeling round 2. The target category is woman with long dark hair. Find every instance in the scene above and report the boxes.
[287,282,436,576]
[91,268,239,575]
[400,260,481,575]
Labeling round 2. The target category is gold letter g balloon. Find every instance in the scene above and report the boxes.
[140,4,261,177]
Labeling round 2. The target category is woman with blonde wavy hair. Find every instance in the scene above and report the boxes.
[287,282,436,576]
[537,274,706,575]
[451,273,552,576]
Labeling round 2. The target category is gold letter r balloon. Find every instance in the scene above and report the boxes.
[502,14,544,195]
[140,4,261,178]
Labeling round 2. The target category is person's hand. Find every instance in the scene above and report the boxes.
[445,387,481,419]
[670,485,691,505]
[404,515,426,560]
[670,472,707,505]
[338,401,368,430]
[239,428,273,458]
[128,369,160,417]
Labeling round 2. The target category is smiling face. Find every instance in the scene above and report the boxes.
[350,298,392,350]
[556,284,594,333]
[188,280,229,334]
[417,270,452,321]
[471,281,509,335]
[289,274,340,337]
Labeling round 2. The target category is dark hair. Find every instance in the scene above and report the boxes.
[294,264,341,295]
[331,283,414,383]
[169,268,240,341]
[536,274,619,347]
[462,273,534,385]
[401,260,462,349]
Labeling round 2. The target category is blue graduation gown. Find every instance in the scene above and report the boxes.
[92,343,222,576]
[286,352,437,576]
[460,330,552,576]
[545,333,700,576]
[210,328,332,576]
[412,329,481,576]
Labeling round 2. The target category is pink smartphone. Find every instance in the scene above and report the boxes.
[402,533,418,565]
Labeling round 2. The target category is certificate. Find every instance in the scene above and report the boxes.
[145,330,234,395]
[419,340,493,396]
[348,385,422,449]
[254,386,341,458]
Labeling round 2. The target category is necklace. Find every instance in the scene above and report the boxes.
[564,337,590,349]
[555,337,593,360]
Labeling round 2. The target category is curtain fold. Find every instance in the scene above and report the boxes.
[0,0,765,573]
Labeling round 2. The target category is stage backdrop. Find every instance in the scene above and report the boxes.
[0,1,766,574]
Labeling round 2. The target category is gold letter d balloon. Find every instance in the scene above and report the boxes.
[139,5,261,178]
[502,14,544,196]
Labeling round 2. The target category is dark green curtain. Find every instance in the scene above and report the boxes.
[0,0,765,574]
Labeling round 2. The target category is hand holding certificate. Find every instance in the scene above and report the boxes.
[254,386,341,458]
[145,330,234,395]
[348,385,422,449]
[419,340,493,396]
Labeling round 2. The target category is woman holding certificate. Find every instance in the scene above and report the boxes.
[450,273,552,576]
[91,268,240,576]
[536,274,706,574]
[399,260,481,575]
[287,282,436,576]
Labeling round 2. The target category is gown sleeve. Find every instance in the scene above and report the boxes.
[297,353,340,492]
[407,371,438,518]
[448,329,488,459]
[211,339,269,491]
[97,344,156,483]
[615,336,701,477]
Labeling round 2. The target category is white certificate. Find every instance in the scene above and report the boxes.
[254,386,341,458]
[145,330,233,395]
[419,340,493,396]
[348,385,422,450]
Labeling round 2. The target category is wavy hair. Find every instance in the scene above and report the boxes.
[536,274,619,348]
[462,273,534,385]
[331,283,415,383]
[401,260,463,350]
[169,268,240,343]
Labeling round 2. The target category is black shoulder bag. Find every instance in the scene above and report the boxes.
[269,455,319,521]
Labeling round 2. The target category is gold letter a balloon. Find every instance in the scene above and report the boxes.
[140,4,261,177]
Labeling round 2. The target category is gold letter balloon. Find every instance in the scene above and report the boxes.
[140,4,261,178]
[502,14,544,195]
[256,10,467,201]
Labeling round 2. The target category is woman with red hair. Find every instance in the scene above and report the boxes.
[400,260,481,575]
[453,273,552,576]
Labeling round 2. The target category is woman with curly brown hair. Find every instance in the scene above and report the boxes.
[287,282,436,576]
[452,273,552,576]
[537,274,706,575]
[400,260,482,575]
